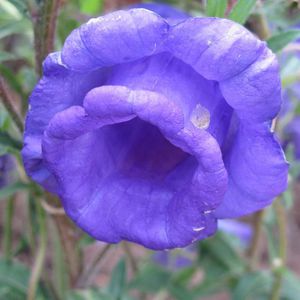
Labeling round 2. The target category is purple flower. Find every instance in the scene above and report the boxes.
[127,3,190,25]
[218,220,252,245]
[0,155,14,188]
[153,248,193,270]
[22,9,288,250]
[285,117,300,159]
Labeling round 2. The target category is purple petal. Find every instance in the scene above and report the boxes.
[218,220,252,245]
[127,3,189,25]
[42,86,227,249]
[22,10,288,249]
[285,117,300,159]
[0,155,14,188]
[22,52,106,191]
[62,9,169,72]
[220,47,281,123]
[215,123,288,218]
[166,18,264,81]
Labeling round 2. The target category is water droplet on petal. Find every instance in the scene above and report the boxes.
[190,104,210,130]
[193,226,205,232]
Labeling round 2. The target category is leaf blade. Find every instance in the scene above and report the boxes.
[228,0,256,24]
[267,30,300,53]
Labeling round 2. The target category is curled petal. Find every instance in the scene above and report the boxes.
[167,18,264,81]
[42,86,227,249]
[127,3,190,25]
[62,9,169,72]
[284,117,300,159]
[215,123,288,218]
[219,47,281,123]
[22,52,106,191]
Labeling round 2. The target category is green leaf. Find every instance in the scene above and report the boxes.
[0,259,28,299]
[0,52,17,63]
[0,259,48,300]
[199,232,245,273]
[0,182,29,200]
[228,0,256,24]
[79,0,103,14]
[281,271,300,300]
[52,223,68,300]
[171,266,196,286]
[67,289,114,300]
[0,19,30,39]
[6,0,29,17]
[129,264,172,293]
[0,131,22,151]
[205,0,228,18]
[168,284,194,300]
[232,271,272,300]
[0,64,25,98]
[192,233,246,297]
[107,259,127,300]
[267,30,300,53]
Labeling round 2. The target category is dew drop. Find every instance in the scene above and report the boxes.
[190,104,210,129]
[193,226,205,232]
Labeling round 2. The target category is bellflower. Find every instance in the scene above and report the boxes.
[22,8,288,250]
[0,155,14,188]
[285,117,300,160]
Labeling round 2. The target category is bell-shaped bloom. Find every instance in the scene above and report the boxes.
[22,8,288,250]
[285,117,300,160]
[0,155,14,188]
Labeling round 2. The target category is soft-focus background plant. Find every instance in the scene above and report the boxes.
[1,0,300,299]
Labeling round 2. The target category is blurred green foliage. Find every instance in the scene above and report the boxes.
[1,0,300,299]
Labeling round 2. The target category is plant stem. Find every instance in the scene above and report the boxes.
[247,209,265,270]
[52,212,82,287]
[0,76,24,133]
[269,198,287,300]
[247,1,270,40]
[77,243,112,287]
[246,1,272,271]
[122,241,138,273]
[3,196,15,262]
[45,193,82,287]
[27,200,47,300]
[30,0,61,76]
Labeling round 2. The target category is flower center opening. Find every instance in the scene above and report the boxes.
[103,117,196,188]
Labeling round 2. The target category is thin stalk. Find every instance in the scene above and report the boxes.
[77,243,112,287]
[0,76,24,133]
[122,242,138,273]
[269,198,287,300]
[3,196,15,261]
[27,200,47,300]
[247,210,265,270]
[246,0,271,270]
[50,218,67,300]
[29,0,61,75]
[45,192,82,287]
[52,214,81,287]
[27,195,36,253]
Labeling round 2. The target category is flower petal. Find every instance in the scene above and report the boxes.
[42,86,227,249]
[127,3,190,25]
[105,52,233,145]
[285,117,300,159]
[167,18,264,81]
[22,52,106,191]
[215,122,288,218]
[61,9,169,72]
[219,47,281,123]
